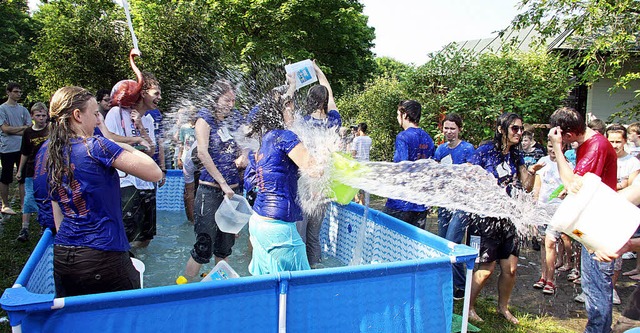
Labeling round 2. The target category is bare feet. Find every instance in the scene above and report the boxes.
[498,308,519,325]
[468,309,484,323]
[623,268,640,276]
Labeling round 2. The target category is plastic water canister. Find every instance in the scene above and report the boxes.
[201,260,240,282]
[284,59,318,90]
[215,194,253,234]
[549,172,640,254]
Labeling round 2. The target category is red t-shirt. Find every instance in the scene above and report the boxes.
[574,133,618,190]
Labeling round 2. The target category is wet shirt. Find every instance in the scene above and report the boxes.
[243,151,257,194]
[20,126,50,178]
[386,127,435,212]
[197,108,241,186]
[253,130,302,222]
[469,141,524,194]
[303,110,342,129]
[574,133,618,190]
[33,140,54,231]
[50,136,129,252]
[434,140,475,165]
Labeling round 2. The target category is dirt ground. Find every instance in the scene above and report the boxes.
[369,199,637,332]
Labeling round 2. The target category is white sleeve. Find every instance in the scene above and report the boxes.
[104,107,124,136]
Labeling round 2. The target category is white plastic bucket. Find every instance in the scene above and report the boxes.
[284,59,318,90]
[215,194,253,234]
[130,257,145,289]
[550,172,640,254]
[201,260,240,282]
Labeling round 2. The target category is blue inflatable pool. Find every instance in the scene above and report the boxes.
[1,172,477,333]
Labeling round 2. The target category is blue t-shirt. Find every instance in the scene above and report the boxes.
[50,136,128,251]
[33,140,54,231]
[197,108,241,185]
[148,109,163,164]
[385,127,435,212]
[253,130,302,222]
[303,109,342,129]
[434,141,475,165]
[243,150,257,194]
[469,141,525,194]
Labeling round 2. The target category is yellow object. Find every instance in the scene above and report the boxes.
[329,152,367,205]
[176,275,188,285]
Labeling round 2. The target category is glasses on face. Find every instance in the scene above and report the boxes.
[510,125,524,134]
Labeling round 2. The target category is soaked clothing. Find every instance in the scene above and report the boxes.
[385,127,435,213]
[303,109,342,129]
[33,141,54,231]
[248,214,310,275]
[253,130,302,222]
[575,133,617,190]
[196,108,241,186]
[468,141,523,263]
[434,140,474,165]
[50,136,127,251]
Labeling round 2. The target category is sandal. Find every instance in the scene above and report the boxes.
[543,281,556,295]
[557,264,571,272]
[533,278,546,289]
[630,274,640,281]
[568,269,580,281]
[623,268,640,276]
[573,277,581,285]
[1,206,16,215]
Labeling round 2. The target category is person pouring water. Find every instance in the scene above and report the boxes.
[248,73,321,275]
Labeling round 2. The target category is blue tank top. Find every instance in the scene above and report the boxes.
[51,136,129,251]
[197,108,241,185]
[252,130,302,222]
[386,127,435,212]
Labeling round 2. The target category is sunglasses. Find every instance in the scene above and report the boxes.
[510,125,524,133]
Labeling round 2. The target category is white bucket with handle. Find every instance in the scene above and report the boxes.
[549,172,640,254]
[215,194,253,234]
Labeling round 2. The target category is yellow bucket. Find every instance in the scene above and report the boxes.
[329,152,367,205]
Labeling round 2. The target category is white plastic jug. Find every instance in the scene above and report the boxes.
[130,257,145,289]
[284,59,318,90]
[215,194,253,234]
[550,172,640,254]
[201,260,240,282]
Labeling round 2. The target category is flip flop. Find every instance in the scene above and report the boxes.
[623,269,640,276]
[630,274,640,281]
[1,207,16,215]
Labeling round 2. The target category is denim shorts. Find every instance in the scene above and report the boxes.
[22,177,38,214]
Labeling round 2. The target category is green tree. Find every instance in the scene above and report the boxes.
[0,0,40,103]
[373,57,414,81]
[513,0,640,117]
[31,0,129,100]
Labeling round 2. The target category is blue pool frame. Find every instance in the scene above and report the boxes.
[2,196,477,333]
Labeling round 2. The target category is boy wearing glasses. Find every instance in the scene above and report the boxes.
[96,89,112,118]
[0,82,32,215]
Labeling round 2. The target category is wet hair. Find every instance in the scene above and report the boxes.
[47,86,94,191]
[628,122,640,135]
[549,107,586,135]
[588,119,606,135]
[248,89,287,137]
[305,85,328,115]
[605,123,627,140]
[210,79,234,110]
[96,89,111,102]
[6,82,20,92]
[30,102,48,115]
[358,122,368,134]
[442,113,463,129]
[398,100,422,124]
[494,112,523,153]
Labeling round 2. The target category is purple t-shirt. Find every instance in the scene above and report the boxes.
[385,127,435,212]
[33,140,54,231]
[253,130,302,222]
[197,108,241,186]
[51,136,128,251]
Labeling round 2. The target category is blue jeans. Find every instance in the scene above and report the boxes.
[581,245,614,333]
[437,208,470,290]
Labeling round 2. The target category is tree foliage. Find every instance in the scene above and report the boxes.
[0,0,40,103]
[513,0,640,117]
[31,0,130,100]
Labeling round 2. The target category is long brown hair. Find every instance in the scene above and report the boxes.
[47,86,94,190]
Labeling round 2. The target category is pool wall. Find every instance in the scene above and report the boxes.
[2,172,477,333]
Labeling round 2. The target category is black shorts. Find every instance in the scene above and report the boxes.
[121,186,156,242]
[468,215,519,263]
[190,184,240,263]
[53,245,140,297]
[0,151,24,184]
